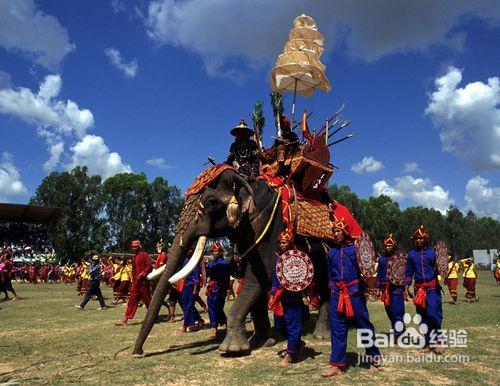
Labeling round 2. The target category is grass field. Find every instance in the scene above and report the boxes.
[1,271,498,385]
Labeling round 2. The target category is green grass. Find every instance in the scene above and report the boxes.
[1,271,498,385]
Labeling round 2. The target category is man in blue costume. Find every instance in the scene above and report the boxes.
[323,219,381,377]
[206,242,231,337]
[178,251,204,334]
[376,234,405,336]
[75,255,107,310]
[405,225,444,353]
[268,230,306,367]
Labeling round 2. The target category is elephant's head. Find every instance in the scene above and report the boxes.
[132,169,259,355]
[168,169,256,283]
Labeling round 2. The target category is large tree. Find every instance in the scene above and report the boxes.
[30,166,105,262]
[102,173,182,252]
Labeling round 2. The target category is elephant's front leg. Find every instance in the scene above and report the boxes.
[219,260,271,353]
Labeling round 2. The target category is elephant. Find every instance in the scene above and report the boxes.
[132,168,332,356]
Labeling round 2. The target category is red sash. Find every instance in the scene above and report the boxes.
[268,289,284,317]
[176,279,185,293]
[379,281,391,306]
[205,280,216,296]
[331,279,359,317]
[413,279,438,309]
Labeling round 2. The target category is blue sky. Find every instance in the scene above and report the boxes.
[0,0,499,219]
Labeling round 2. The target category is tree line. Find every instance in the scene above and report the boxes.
[30,166,182,261]
[330,184,499,257]
[26,166,499,262]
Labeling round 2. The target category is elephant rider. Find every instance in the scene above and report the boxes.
[115,240,153,326]
[205,242,231,337]
[376,234,405,336]
[226,118,260,179]
[405,226,444,353]
[261,114,299,178]
[323,219,381,377]
[268,230,307,367]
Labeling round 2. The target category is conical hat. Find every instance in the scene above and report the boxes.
[230,118,254,136]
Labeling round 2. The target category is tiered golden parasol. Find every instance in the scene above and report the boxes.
[270,14,331,122]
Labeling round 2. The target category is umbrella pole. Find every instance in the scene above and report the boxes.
[291,79,298,134]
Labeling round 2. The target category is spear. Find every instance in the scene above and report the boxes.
[317,103,345,135]
[327,132,358,147]
[328,120,351,139]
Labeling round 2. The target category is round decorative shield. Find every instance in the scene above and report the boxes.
[434,240,449,278]
[276,250,314,292]
[387,252,407,285]
[355,232,377,277]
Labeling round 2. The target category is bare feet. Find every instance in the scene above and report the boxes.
[115,316,128,326]
[176,328,186,335]
[322,366,343,377]
[369,364,380,372]
[276,353,293,367]
[211,328,217,338]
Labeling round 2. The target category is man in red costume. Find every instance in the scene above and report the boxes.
[115,240,152,326]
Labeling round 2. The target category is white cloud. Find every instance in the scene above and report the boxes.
[373,175,454,213]
[351,156,384,173]
[104,47,138,78]
[425,66,500,171]
[465,176,500,220]
[0,0,74,70]
[0,74,94,171]
[146,157,172,169]
[403,162,423,173]
[70,135,132,180]
[145,0,500,79]
[0,152,27,201]
[0,75,131,179]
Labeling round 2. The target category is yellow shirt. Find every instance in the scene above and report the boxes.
[372,262,379,277]
[112,263,123,281]
[461,260,477,278]
[496,261,500,270]
[81,262,91,280]
[120,264,132,282]
[447,261,460,279]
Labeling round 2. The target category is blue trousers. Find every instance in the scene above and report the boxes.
[385,292,405,331]
[207,290,227,328]
[414,290,443,346]
[274,300,303,357]
[329,293,381,366]
[181,284,200,328]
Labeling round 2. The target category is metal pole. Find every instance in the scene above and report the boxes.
[291,79,298,134]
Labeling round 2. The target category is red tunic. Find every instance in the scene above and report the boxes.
[132,251,153,281]
[154,252,168,269]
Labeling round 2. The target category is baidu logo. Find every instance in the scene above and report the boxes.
[357,312,430,349]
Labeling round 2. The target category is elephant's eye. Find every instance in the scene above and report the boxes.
[205,196,219,207]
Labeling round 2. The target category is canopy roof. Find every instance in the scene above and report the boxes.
[0,203,59,224]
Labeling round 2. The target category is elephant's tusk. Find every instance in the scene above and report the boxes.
[168,236,207,284]
[147,265,165,281]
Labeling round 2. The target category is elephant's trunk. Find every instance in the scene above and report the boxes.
[132,222,199,355]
